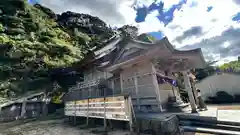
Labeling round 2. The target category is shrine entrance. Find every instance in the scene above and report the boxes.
[106,37,206,113]
[152,56,205,113]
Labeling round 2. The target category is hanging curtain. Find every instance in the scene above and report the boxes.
[157,75,178,87]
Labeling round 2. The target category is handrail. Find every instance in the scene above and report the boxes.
[69,79,100,91]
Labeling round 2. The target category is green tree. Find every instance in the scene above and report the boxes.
[219,60,240,72]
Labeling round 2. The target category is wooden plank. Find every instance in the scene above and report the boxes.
[64,96,130,121]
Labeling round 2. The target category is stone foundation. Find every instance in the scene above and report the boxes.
[136,115,183,135]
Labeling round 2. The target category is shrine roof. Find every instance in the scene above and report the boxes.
[74,35,206,71]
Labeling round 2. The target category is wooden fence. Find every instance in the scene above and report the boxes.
[64,95,131,121]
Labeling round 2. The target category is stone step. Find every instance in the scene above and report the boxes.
[180,120,240,132]
[182,126,240,135]
[178,114,240,127]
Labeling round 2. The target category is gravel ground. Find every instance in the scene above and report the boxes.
[0,118,214,135]
[0,119,132,135]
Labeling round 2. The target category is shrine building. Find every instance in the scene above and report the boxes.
[64,34,206,113]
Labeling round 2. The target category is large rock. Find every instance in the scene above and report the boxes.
[0,0,25,15]
[34,4,57,19]
[57,11,114,36]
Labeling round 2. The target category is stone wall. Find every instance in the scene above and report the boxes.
[0,101,44,122]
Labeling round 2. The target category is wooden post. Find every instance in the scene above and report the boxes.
[111,80,115,95]
[151,64,163,111]
[73,101,76,125]
[127,96,134,133]
[20,100,26,118]
[120,73,123,94]
[171,85,176,97]
[182,71,197,113]
[134,72,140,110]
[86,98,89,126]
[42,101,48,116]
[191,81,199,108]
[87,88,90,126]
[103,87,107,134]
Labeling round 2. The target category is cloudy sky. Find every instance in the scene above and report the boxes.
[38,0,240,65]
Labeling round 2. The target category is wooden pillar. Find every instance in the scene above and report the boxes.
[73,101,76,125]
[127,96,134,133]
[111,80,115,95]
[87,87,91,126]
[171,85,176,97]
[103,88,107,134]
[120,73,123,94]
[134,72,140,110]
[191,81,199,108]
[182,71,197,113]
[20,100,26,118]
[86,98,89,126]
[151,64,163,111]
[42,101,48,116]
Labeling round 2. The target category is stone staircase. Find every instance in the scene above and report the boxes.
[178,114,240,134]
[165,96,190,112]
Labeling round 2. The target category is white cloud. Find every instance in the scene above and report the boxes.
[135,0,156,8]
[136,10,165,33]
[221,41,231,48]
[147,0,240,63]
[165,0,240,47]
[160,0,181,10]
[40,0,136,26]
[215,56,238,66]
[39,0,240,64]
[118,1,137,26]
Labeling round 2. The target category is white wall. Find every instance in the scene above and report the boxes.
[195,73,240,100]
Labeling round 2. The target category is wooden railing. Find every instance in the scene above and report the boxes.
[69,79,100,91]
[64,95,132,121]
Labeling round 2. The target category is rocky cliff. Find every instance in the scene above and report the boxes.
[0,0,156,99]
[0,0,117,97]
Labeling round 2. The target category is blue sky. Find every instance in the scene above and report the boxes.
[132,0,240,65]
[39,0,240,65]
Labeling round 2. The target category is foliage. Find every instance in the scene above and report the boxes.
[0,23,4,32]
[206,91,235,104]
[0,0,115,98]
[194,60,240,81]
[0,0,154,100]
[137,33,156,43]
[195,66,215,81]
[219,60,240,72]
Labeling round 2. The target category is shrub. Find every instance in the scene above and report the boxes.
[234,94,240,102]
[207,91,234,104]
[6,22,24,29]
[40,29,56,37]
[216,91,234,103]
[38,35,52,43]
[0,23,4,32]
[206,96,217,104]
[6,28,25,35]
[23,22,38,32]
[2,15,22,24]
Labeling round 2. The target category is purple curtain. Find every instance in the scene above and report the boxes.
[157,75,177,87]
